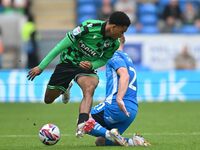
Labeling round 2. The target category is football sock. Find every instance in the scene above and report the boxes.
[77,113,89,125]
[88,122,107,138]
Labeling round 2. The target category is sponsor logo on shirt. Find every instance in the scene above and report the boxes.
[72,26,81,36]
[78,40,98,57]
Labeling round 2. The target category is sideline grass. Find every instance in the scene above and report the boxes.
[0,102,200,150]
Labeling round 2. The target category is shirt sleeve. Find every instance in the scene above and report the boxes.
[67,24,89,42]
[108,56,127,71]
[38,35,73,70]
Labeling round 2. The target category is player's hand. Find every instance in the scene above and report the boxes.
[116,98,130,117]
[27,66,42,81]
[79,61,92,70]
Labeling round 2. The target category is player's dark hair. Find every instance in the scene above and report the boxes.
[109,11,131,27]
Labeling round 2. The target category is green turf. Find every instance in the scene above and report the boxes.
[0,102,200,150]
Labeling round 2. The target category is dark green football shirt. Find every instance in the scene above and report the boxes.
[38,20,120,70]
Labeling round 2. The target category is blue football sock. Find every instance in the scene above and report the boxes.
[88,122,107,137]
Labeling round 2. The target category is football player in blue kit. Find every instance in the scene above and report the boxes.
[81,36,150,146]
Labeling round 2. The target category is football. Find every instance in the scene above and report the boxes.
[39,123,60,145]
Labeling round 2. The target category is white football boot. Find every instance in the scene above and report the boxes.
[130,133,151,146]
[62,81,73,104]
[76,122,86,138]
[76,118,96,138]
[109,129,128,146]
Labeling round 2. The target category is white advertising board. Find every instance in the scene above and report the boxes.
[126,34,200,70]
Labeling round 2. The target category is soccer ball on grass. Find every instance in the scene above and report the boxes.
[39,123,60,145]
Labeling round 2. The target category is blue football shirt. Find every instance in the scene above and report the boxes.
[105,50,137,105]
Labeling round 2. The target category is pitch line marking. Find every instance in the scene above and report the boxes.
[0,132,200,138]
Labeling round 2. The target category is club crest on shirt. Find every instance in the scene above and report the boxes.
[104,40,110,48]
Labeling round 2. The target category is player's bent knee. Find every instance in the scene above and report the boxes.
[44,89,61,104]
[44,94,56,104]
[77,76,99,89]
[44,97,54,104]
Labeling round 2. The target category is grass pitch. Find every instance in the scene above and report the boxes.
[0,102,200,150]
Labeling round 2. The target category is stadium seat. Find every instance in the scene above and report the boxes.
[139,3,157,15]
[172,27,181,33]
[77,0,94,4]
[140,26,159,34]
[77,4,96,15]
[139,14,158,25]
[77,15,97,24]
[159,0,170,6]
[181,25,200,34]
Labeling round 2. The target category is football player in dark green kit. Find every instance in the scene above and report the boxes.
[27,11,131,137]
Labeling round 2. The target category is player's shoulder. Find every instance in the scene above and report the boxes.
[118,51,134,64]
[107,52,126,69]
[109,51,122,62]
[112,51,132,63]
[81,19,105,26]
[68,19,105,39]
[81,19,105,32]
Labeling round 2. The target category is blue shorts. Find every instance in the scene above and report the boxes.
[91,101,138,134]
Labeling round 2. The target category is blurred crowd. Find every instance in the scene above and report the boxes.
[77,0,200,34]
[0,0,199,69]
[0,0,31,16]
[1,0,200,35]
[0,0,39,68]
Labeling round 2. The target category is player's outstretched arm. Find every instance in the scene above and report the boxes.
[27,66,42,81]
[116,67,130,117]
[27,35,73,81]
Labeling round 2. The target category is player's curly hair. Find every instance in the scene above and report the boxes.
[109,11,131,27]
